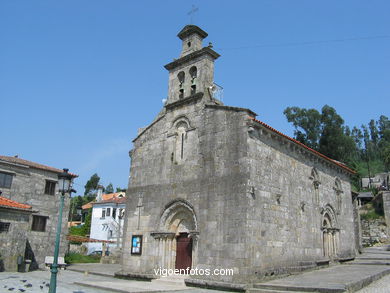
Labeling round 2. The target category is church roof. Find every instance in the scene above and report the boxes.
[0,155,78,177]
[249,117,356,174]
[177,25,208,40]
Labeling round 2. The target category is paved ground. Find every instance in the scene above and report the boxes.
[0,269,116,293]
[2,246,390,293]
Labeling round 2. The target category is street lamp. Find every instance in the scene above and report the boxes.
[49,168,74,293]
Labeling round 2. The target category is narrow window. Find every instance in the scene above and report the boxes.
[189,66,197,79]
[179,89,184,99]
[102,209,106,219]
[112,208,117,219]
[187,41,191,47]
[0,222,10,233]
[106,208,111,217]
[32,215,47,232]
[45,180,56,195]
[177,71,185,85]
[191,85,196,95]
[0,172,13,188]
[181,133,184,159]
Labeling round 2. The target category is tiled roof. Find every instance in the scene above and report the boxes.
[82,192,126,209]
[66,235,115,243]
[0,195,32,211]
[102,192,125,201]
[0,155,78,177]
[94,197,126,205]
[249,117,356,174]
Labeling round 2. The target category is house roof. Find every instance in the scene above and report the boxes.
[82,192,126,209]
[0,155,78,177]
[0,195,33,211]
[66,235,115,243]
[93,197,126,205]
[249,117,356,174]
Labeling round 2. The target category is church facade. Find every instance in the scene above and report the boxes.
[120,25,357,288]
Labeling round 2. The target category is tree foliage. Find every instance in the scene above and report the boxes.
[284,106,389,190]
[105,183,114,194]
[84,173,100,196]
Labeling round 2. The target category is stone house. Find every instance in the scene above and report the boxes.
[0,155,76,270]
[87,192,126,254]
[0,195,34,271]
[119,25,357,289]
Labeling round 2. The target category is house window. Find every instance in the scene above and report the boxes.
[44,180,56,195]
[0,172,13,188]
[0,222,10,233]
[112,208,117,219]
[31,215,47,232]
[106,208,111,217]
[101,209,106,219]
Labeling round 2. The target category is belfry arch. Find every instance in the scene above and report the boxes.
[321,204,339,259]
[151,199,199,271]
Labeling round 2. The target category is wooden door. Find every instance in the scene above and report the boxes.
[175,233,192,270]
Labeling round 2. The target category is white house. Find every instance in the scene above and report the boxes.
[87,192,126,254]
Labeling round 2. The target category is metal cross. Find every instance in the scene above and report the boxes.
[187,5,199,24]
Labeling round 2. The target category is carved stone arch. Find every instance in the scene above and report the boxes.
[151,199,199,271]
[321,204,338,228]
[172,115,192,130]
[171,116,194,164]
[321,204,339,258]
[158,199,198,233]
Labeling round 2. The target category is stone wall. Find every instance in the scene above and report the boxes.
[245,118,356,281]
[0,161,70,269]
[382,191,390,237]
[0,208,30,271]
[361,218,388,246]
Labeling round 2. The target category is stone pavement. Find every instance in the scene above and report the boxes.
[249,245,390,293]
[2,246,390,293]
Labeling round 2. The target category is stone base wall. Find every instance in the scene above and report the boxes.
[0,209,30,272]
[361,219,388,246]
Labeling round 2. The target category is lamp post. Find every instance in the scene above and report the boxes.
[49,168,74,293]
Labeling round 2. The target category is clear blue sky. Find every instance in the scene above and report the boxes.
[1,1,389,194]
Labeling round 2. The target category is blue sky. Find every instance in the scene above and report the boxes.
[1,1,389,194]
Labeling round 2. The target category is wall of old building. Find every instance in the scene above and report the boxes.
[245,122,356,281]
[0,209,30,271]
[0,161,69,269]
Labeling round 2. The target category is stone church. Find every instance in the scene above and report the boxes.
[120,25,357,289]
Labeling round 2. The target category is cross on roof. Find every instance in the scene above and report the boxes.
[187,5,199,24]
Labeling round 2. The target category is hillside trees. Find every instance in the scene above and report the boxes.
[284,106,389,189]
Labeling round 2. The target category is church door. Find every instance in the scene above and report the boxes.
[175,233,192,270]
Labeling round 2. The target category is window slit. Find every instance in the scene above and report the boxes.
[181,133,184,159]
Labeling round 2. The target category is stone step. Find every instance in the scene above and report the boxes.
[252,284,344,293]
[151,275,187,287]
[247,289,307,293]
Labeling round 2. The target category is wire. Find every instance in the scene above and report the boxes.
[217,35,390,51]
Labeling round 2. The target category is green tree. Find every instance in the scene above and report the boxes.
[284,105,358,164]
[84,173,100,196]
[105,183,114,194]
[283,106,322,149]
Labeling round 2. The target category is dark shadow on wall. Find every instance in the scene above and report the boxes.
[24,240,38,271]
[0,253,4,272]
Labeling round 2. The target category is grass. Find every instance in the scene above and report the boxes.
[360,209,383,221]
[64,252,101,264]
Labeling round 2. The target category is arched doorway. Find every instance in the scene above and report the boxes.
[151,199,198,271]
[321,205,339,259]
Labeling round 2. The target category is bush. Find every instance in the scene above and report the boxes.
[64,252,101,264]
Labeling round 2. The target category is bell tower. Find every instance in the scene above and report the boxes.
[164,25,220,105]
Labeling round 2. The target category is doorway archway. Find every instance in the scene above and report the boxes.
[151,199,198,271]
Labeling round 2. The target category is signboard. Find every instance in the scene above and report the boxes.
[131,235,142,255]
